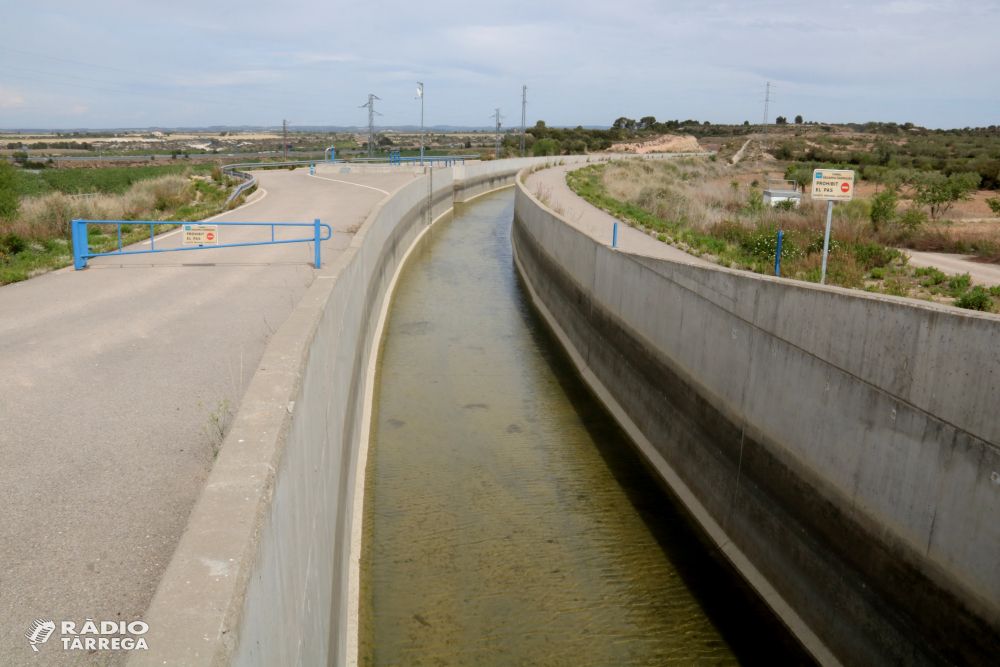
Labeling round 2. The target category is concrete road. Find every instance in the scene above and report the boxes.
[0,168,416,665]
[523,162,714,266]
[903,249,1000,286]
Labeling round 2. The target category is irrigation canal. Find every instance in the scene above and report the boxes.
[359,190,814,666]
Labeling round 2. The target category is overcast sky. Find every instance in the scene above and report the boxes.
[1,1,997,130]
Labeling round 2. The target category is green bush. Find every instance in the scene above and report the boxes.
[989,286,1000,297]
[882,277,908,296]
[955,285,992,311]
[854,242,900,269]
[745,189,764,216]
[898,208,928,230]
[948,272,972,294]
[869,189,898,231]
[1,232,27,254]
[532,139,560,157]
[0,159,19,220]
[870,267,885,279]
[915,266,947,286]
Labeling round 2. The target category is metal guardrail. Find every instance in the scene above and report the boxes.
[71,219,333,270]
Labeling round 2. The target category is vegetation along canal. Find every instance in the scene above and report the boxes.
[359,189,814,666]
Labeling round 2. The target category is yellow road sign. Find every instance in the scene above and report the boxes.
[182,224,218,245]
[812,169,855,201]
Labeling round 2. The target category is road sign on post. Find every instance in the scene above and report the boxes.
[811,169,855,201]
[183,224,219,246]
[812,169,855,285]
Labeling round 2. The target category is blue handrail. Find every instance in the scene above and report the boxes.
[72,219,332,270]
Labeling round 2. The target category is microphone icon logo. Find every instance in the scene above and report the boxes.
[25,619,56,652]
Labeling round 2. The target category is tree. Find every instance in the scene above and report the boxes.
[986,196,1000,217]
[775,116,787,125]
[532,139,560,157]
[795,115,803,124]
[639,116,657,130]
[0,159,19,221]
[912,172,981,220]
[464,140,472,149]
[869,188,898,231]
[743,120,750,126]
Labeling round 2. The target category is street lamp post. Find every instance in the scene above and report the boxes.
[416,82,424,167]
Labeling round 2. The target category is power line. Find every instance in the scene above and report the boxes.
[360,94,382,158]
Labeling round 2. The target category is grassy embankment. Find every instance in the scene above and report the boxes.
[565,158,1000,312]
[0,163,251,285]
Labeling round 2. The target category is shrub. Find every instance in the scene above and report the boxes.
[882,277,908,296]
[870,267,885,279]
[948,272,972,294]
[774,199,797,212]
[1,232,27,254]
[745,189,764,216]
[989,286,1000,297]
[0,159,19,220]
[898,208,928,230]
[915,266,947,286]
[854,242,899,269]
[869,189,898,231]
[955,286,992,311]
[532,139,560,157]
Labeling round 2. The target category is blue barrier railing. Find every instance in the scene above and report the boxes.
[385,154,468,167]
[71,219,332,270]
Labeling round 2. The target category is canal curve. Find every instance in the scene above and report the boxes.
[359,189,813,665]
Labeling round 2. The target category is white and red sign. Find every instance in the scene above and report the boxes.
[183,225,219,245]
[812,169,855,201]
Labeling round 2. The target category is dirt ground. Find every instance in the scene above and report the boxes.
[609,134,702,154]
[707,166,999,221]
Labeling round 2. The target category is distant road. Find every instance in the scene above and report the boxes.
[0,168,416,666]
[904,249,1000,286]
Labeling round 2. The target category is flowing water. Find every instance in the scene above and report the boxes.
[360,190,812,666]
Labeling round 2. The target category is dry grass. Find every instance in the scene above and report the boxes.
[3,174,193,239]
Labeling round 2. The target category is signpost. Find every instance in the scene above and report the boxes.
[183,224,219,246]
[811,169,855,285]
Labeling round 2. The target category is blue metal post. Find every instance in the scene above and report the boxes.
[310,164,314,175]
[72,219,87,269]
[314,219,321,268]
[775,230,783,276]
[613,222,618,248]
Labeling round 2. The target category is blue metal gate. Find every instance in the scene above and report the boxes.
[71,219,332,270]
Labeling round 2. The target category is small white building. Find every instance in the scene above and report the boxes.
[763,179,802,207]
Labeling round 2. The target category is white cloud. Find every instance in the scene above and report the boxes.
[0,87,25,109]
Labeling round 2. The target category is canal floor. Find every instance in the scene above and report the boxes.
[360,190,813,666]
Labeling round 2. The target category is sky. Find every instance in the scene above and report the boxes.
[1,1,998,131]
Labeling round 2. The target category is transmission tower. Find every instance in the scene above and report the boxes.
[520,86,527,156]
[491,108,505,159]
[282,119,289,160]
[761,82,771,152]
[360,94,382,159]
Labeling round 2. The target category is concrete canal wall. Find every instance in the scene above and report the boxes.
[130,155,618,667]
[510,172,1000,667]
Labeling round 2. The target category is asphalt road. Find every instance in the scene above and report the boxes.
[0,168,416,665]
[903,249,1000,286]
